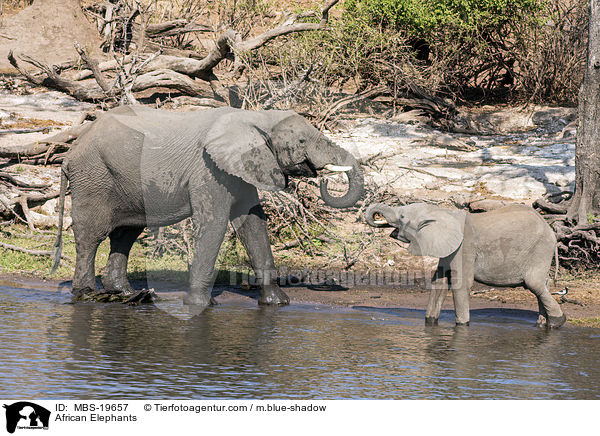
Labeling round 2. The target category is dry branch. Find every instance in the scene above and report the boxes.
[131,68,216,98]
[74,42,113,95]
[10,0,342,105]
[534,197,568,214]
[8,51,106,101]
[0,172,48,189]
[0,128,53,135]
[0,240,72,262]
[72,55,133,81]
[318,85,388,128]
[0,123,88,159]
[144,19,211,38]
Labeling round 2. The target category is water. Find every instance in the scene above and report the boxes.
[1,285,599,399]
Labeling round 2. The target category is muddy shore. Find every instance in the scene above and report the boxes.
[2,272,598,326]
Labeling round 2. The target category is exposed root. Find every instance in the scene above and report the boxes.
[534,193,600,270]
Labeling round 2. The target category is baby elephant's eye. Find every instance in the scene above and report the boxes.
[299,138,306,143]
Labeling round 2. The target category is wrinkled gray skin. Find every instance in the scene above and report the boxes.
[365,203,566,328]
[53,106,364,311]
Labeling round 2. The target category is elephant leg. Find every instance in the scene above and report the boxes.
[525,276,565,329]
[425,263,449,325]
[101,226,144,294]
[184,207,230,310]
[72,225,105,296]
[451,271,473,326]
[70,188,113,296]
[535,297,549,328]
[230,190,289,306]
[448,248,473,326]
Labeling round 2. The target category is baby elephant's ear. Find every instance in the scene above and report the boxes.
[409,209,466,258]
[205,119,286,191]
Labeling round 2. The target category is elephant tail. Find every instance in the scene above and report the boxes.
[51,164,68,274]
[553,244,559,287]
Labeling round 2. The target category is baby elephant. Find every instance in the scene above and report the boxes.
[365,202,566,328]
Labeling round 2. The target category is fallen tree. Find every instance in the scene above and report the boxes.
[9,0,342,108]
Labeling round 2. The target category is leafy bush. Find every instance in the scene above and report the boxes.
[344,0,542,37]
[239,0,585,111]
[343,0,545,98]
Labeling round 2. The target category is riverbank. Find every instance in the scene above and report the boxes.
[1,270,598,327]
[1,85,598,327]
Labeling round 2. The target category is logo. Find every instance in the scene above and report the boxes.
[3,402,50,434]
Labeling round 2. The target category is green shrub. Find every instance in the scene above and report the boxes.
[242,0,584,110]
[344,0,542,37]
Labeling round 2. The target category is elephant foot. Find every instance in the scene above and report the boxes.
[258,284,290,306]
[547,313,567,329]
[455,321,470,326]
[425,317,438,326]
[101,279,134,296]
[183,291,217,312]
[535,314,547,328]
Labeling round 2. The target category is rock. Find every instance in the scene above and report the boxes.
[532,108,576,133]
[328,109,575,202]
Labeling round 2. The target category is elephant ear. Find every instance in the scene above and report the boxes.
[204,119,286,191]
[408,209,466,258]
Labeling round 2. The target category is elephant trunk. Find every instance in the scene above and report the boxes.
[364,203,399,227]
[319,149,364,209]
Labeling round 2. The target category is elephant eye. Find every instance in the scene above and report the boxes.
[299,138,306,144]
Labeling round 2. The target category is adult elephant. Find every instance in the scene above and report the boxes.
[52,106,364,311]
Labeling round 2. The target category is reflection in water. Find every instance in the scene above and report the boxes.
[0,286,598,399]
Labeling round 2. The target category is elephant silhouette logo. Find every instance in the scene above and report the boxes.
[3,402,50,433]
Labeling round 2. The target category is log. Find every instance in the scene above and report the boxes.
[0,128,53,135]
[11,0,342,104]
[534,197,569,214]
[8,51,106,101]
[72,56,133,81]
[0,123,89,159]
[144,20,211,38]
[131,69,214,96]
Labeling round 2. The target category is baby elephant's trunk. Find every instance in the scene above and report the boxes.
[364,203,399,227]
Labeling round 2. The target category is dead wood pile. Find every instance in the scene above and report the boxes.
[8,0,342,107]
[5,0,460,124]
[533,193,600,271]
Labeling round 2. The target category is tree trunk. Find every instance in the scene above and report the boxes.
[568,0,600,223]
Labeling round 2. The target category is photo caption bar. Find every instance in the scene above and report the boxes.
[2,400,595,436]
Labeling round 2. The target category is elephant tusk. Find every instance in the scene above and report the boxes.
[373,220,388,225]
[324,164,353,172]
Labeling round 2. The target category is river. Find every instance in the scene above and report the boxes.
[0,285,598,399]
